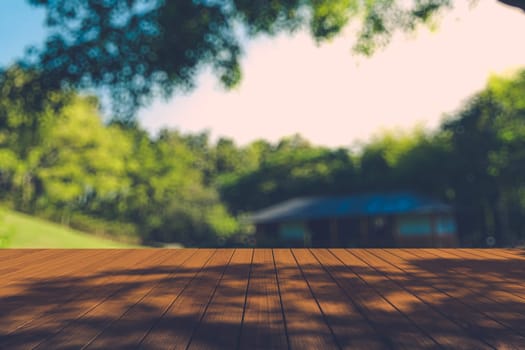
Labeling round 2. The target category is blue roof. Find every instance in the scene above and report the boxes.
[249,192,452,223]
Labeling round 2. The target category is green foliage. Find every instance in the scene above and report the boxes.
[37,98,132,210]
[363,127,429,167]
[217,69,525,247]
[440,69,525,246]
[218,134,357,213]
[0,72,240,246]
[2,65,525,247]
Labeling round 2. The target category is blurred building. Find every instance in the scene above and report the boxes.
[250,192,458,248]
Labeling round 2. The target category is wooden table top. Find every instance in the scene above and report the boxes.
[1,248,524,349]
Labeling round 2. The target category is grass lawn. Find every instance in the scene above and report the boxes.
[0,209,140,248]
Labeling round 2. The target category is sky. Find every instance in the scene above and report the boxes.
[1,1,525,148]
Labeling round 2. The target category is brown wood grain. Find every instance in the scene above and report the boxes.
[84,249,202,349]
[0,249,132,335]
[417,249,525,304]
[138,249,234,350]
[0,249,44,264]
[1,248,524,349]
[315,248,438,349]
[238,248,288,350]
[187,249,253,350]
[380,249,525,348]
[0,249,105,287]
[292,249,386,349]
[350,249,492,349]
[1,250,163,349]
[273,248,338,349]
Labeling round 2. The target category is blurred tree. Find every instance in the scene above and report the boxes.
[12,0,473,118]
[3,61,525,247]
[1,68,239,245]
[0,66,69,210]
[358,147,392,190]
[219,134,357,213]
[139,130,238,244]
[443,69,525,246]
[356,127,452,194]
[177,130,216,185]
[32,97,132,223]
[215,137,244,174]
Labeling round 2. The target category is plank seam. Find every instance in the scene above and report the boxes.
[1,249,131,338]
[360,249,496,349]
[414,248,525,303]
[386,249,525,340]
[308,249,395,350]
[29,249,173,350]
[184,249,237,350]
[80,249,200,349]
[333,249,442,348]
[135,249,218,348]
[235,249,255,350]
[290,249,342,350]
[1,249,107,287]
[453,248,525,261]
[272,249,291,350]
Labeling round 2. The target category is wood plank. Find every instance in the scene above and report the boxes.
[2,248,524,349]
[420,249,525,303]
[465,249,525,261]
[350,249,492,349]
[292,249,386,349]
[138,249,234,349]
[187,249,253,350]
[0,249,62,268]
[334,249,451,348]
[30,249,179,350]
[405,249,525,335]
[0,249,45,264]
[313,248,438,349]
[0,249,104,286]
[449,249,525,282]
[411,249,525,308]
[238,248,288,350]
[82,249,206,349]
[0,249,165,349]
[0,249,131,334]
[380,249,525,348]
[496,249,525,259]
[273,248,339,349]
[0,249,106,296]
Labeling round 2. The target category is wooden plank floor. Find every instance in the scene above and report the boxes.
[1,249,524,349]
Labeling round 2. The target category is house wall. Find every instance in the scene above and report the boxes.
[255,223,279,247]
[365,215,396,248]
[279,222,309,247]
[337,218,361,247]
[393,214,458,247]
[308,219,332,247]
[255,221,309,247]
[255,213,459,247]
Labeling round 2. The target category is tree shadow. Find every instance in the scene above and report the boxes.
[0,249,524,349]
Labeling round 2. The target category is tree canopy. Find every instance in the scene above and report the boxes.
[10,0,521,118]
[2,2,525,248]
[2,67,525,246]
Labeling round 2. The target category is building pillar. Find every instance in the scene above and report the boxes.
[430,214,437,247]
[360,217,368,246]
[330,219,338,246]
[304,223,312,248]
